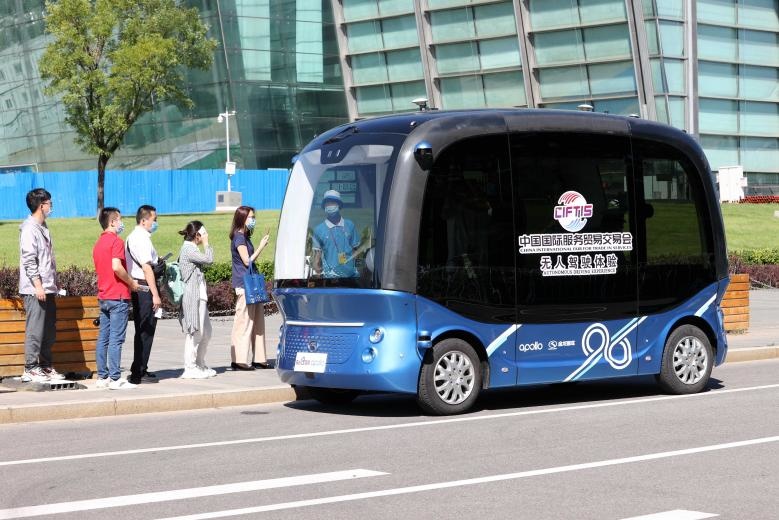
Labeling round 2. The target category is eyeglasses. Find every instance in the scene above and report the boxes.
[42,201,52,206]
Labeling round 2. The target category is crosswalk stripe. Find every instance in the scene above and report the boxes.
[619,510,718,520]
[0,469,387,519]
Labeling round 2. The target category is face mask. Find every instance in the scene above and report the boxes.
[116,221,125,235]
[324,204,339,215]
[150,221,158,234]
[246,217,256,230]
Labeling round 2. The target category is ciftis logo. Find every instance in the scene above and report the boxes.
[554,191,593,232]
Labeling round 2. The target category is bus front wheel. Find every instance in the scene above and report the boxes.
[305,387,360,405]
[656,324,713,394]
[417,338,482,415]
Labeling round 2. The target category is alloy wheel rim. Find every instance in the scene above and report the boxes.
[434,350,475,405]
[672,336,708,385]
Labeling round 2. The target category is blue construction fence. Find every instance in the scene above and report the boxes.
[0,169,290,219]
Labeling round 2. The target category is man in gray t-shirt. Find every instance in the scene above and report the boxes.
[18,188,66,383]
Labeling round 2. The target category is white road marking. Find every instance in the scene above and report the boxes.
[0,469,386,520]
[153,436,776,519]
[620,510,718,520]
[1,383,777,468]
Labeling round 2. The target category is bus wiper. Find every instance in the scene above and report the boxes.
[323,125,358,145]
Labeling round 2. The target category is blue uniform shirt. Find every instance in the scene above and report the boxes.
[312,217,360,277]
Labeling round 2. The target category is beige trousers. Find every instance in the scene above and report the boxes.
[231,288,266,364]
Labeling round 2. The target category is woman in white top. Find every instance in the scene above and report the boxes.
[177,221,215,379]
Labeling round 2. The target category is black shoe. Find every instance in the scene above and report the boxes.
[141,371,158,383]
[128,377,142,385]
[252,362,271,369]
[232,362,255,371]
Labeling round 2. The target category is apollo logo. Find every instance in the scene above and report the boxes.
[554,191,593,232]
[518,341,544,352]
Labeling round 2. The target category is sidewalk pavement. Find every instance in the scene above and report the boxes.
[1,291,778,424]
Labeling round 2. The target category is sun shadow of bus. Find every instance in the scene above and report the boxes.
[283,376,725,418]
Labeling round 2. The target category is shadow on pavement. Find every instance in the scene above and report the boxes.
[284,376,726,418]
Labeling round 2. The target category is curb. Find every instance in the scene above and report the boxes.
[725,346,779,363]
[0,385,298,425]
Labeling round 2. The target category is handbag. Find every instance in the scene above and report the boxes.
[127,237,166,283]
[243,263,269,304]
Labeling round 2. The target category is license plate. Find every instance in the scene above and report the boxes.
[294,352,328,373]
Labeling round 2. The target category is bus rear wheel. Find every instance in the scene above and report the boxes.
[305,387,360,405]
[417,338,482,415]
[656,324,713,394]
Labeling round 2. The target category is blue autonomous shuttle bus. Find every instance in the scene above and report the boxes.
[273,109,728,415]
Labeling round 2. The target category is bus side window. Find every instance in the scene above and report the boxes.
[511,132,636,322]
[635,140,716,312]
[417,135,516,324]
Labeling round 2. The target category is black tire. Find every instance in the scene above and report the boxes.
[305,386,360,405]
[656,324,713,394]
[417,338,482,415]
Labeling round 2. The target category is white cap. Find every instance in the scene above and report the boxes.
[322,190,342,205]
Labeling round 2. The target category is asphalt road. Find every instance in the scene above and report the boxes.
[0,360,777,520]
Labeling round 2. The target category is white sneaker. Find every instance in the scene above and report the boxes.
[181,368,209,379]
[108,379,138,390]
[43,367,66,380]
[198,366,217,378]
[21,367,49,383]
[95,377,110,389]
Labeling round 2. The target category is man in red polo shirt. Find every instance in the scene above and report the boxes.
[93,207,139,390]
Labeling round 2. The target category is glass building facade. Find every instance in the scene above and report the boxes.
[333,0,779,189]
[0,0,349,172]
[1,0,777,187]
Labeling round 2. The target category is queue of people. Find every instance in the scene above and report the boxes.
[17,188,273,386]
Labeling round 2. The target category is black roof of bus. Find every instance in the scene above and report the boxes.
[306,109,706,166]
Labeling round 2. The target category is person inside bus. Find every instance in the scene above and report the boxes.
[311,190,362,278]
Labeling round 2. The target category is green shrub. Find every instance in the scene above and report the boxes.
[257,260,274,280]
[731,248,779,265]
[203,262,232,284]
[202,261,275,284]
[0,266,97,298]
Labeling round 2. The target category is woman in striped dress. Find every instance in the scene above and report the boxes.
[177,220,215,379]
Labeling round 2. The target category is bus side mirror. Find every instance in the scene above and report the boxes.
[414,141,434,171]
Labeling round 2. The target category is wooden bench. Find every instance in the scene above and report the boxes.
[722,273,749,333]
[0,296,99,378]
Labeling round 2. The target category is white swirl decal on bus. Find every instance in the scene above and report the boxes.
[564,317,647,382]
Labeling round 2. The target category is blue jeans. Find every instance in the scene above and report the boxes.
[96,299,129,381]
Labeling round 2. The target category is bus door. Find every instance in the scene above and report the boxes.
[416,134,518,388]
[510,132,640,385]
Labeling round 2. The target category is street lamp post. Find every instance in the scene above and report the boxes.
[217,109,237,191]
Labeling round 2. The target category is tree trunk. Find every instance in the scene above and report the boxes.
[97,154,109,216]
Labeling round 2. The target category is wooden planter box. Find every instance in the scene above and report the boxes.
[0,296,99,378]
[721,273,750,332]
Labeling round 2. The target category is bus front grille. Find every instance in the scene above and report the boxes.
[283,328,358,364]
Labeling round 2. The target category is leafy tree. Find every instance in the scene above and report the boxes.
[39,0,217,213]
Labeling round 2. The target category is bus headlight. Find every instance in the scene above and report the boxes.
[361,347,378,363]
[369,328,384,344]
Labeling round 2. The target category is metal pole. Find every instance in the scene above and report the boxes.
[225,109,231,192]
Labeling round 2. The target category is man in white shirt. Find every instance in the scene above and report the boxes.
[125,205,162,385]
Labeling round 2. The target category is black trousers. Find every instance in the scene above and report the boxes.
[130,289,157,383]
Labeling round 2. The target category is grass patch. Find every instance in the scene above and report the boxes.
[719,203,779,251]
[0,211,280,269]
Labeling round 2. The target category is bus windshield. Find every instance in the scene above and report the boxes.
[275,134,401,288]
